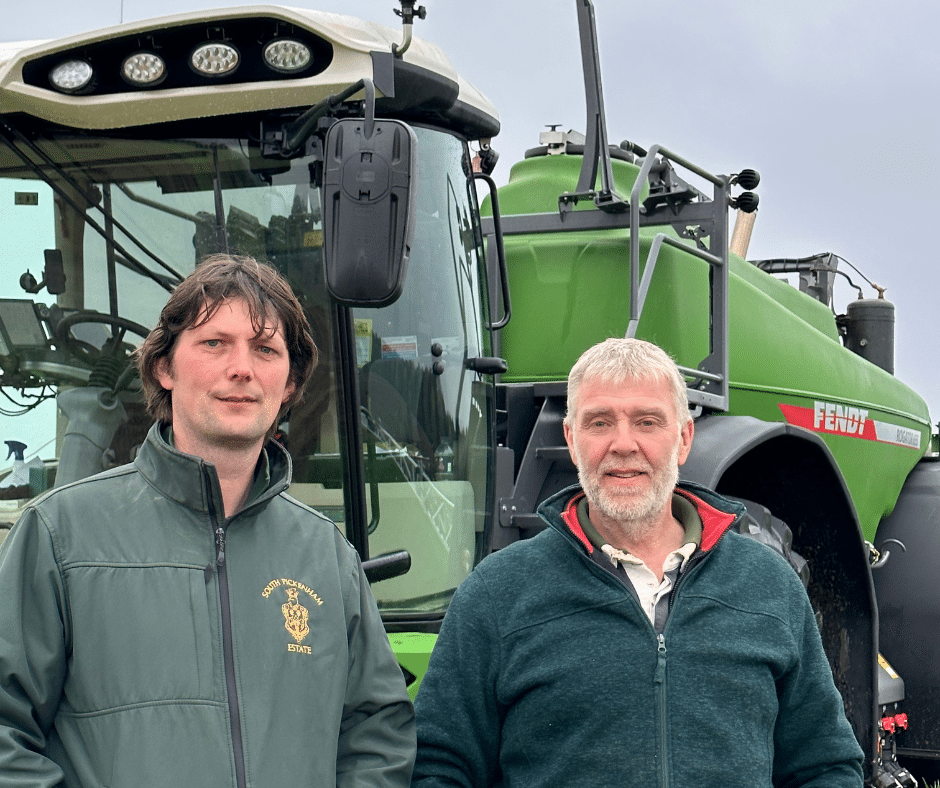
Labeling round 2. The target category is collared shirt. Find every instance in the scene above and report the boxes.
[576,494,703,630]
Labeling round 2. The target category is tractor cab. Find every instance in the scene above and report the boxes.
[0,7,501,627]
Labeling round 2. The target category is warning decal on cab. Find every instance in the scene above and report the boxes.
[778,402,921,450]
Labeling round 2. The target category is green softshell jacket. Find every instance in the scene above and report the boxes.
[413,482,863,788]
[0,423,415,787]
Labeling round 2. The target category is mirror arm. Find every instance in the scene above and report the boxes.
[281,78,376,156]
[362,550,412,584]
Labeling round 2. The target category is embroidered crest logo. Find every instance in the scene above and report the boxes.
[281,587,310,644]
[262,578,323,654]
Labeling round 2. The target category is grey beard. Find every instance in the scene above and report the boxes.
[576,447,680,539]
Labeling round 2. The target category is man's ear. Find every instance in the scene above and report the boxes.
[155,356,174,391]
[677,418,694,466]
[282,380,296,405]
[563,421,579,467]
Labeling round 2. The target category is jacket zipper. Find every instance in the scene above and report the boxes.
[657,529,739,788]
[655,633,669,788]
[558,521,737,788]
[208,480,248,788]
[568,543,672,786]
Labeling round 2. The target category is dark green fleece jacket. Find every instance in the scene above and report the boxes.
[413,482,863,787]
[0,423,415,787]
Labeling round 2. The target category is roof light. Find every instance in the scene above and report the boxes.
[190,42,239,77]
[49,59,94,93]
[263,39,312,73]
[121,52,166,87]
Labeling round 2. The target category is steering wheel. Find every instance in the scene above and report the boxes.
[54,311,151,373]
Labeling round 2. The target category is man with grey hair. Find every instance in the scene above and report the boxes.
[412,337,863,787]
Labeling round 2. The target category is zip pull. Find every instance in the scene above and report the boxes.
[215,525,226,566]
[654,633,667,684]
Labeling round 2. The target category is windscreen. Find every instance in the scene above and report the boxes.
[0,122,493,614]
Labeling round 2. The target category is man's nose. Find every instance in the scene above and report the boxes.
[227,344,253,380]
[609,421,639,453]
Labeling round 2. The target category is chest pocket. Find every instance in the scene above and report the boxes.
[63,564,215,712]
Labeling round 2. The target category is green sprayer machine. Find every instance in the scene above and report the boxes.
[0,2,935,784]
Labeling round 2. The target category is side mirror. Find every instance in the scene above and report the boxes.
[322,117,417,307]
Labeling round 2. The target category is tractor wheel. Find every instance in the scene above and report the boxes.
[728,497,810,588]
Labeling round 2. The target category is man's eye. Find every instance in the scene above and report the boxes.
[205,339,220,347]
[258,346,273,355]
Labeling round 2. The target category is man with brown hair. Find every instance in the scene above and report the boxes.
[0,255,415,787]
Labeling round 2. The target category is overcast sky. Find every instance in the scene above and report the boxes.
[4,0,940,431]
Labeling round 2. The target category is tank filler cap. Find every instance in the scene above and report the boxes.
[539,126,584,154]
[527,127,635,163]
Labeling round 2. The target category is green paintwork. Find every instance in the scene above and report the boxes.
[489,153,931,541]
[388,631,437,701]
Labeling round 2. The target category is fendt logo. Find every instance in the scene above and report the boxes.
[778,401,921,450]
[812,402,868,435]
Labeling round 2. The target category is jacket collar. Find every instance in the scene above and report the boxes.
[133,422,291,517]
[541,481,743,556]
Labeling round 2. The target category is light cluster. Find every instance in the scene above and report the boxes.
[47,37,314,94]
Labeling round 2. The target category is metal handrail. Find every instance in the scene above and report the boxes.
[626,232,722,338]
